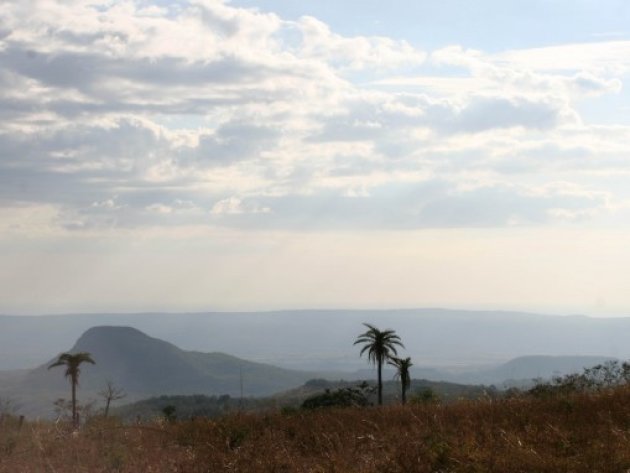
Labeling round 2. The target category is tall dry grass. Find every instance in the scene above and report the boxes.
[3,386,630,472]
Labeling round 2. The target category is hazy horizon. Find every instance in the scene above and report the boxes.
[1,303,630,318]
[2,1,630,316]
[3,308,630,374]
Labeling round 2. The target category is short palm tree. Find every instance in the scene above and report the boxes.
[388,356,413,404]
[354,323,404,405]
[48,352,95,426]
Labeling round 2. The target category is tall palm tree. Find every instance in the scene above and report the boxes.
[354,323,404,405]
[388,356,413,405]
[48,352,95,426]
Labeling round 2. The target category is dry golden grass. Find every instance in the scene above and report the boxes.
[3,386,630,472]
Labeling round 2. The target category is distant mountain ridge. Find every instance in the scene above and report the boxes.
[0,325,621,418]
[444,355,617,385]
[2,326,326,417]
[354,355,618,386]
[1,309,629,372]
[23,326,320,396]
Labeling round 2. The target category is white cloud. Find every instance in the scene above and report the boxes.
[211,196,270,215]
[0,0,629,238]
[145,203,174,214]
[497,41,630,74]
[3,1,630,314]
[569,71,622,96]
[432,44,625,100]
[295,16,426,70]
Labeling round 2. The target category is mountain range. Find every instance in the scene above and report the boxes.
[0,326,324,417]
[0,323,619,418]
[0,309,628,372]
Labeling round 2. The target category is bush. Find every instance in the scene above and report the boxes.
[528,360,630,398]
[410,387,441,404]
[301,383,372,409]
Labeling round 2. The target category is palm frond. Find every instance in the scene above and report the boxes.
[359,344,372,356]
[48,352,96,374]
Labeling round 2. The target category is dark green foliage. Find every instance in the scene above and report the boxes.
[162,405,177,422]
[114,378,488,421]
[411,387,441,404]
[114,394,267,421]
[528,360,630,398]
[303,378,332,389]
[301,383,373,409]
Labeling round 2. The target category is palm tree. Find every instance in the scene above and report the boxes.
[48,352,95,426]
[354,323,404,405]
[388,356,413,405]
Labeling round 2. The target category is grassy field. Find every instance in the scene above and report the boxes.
[2,386,630,472]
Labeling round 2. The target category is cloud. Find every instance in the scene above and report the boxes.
[295,16,426,70]
[434,95,574,133]
[496,41,630,73]
[432,44,625,99]
[0,0,423,122]
[197,180,612,230]
[0,0,628,236]
[189,123,280,167]
[569,72,622,95]
[211,196,270,215]
[307,91,573,147]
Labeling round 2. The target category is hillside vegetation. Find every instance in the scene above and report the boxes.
[113,378,487,421]
[2,326,327,417]
[3,386,630,472]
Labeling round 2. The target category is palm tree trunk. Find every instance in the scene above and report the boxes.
[377,356,383,406]
[71,375,77,427]
[402,383,406,405]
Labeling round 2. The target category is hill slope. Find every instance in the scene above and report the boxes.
[5,326,325,417]
[450,355,617,385]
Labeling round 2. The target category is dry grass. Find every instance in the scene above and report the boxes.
[3,387,630,472]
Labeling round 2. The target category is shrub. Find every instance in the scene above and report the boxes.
[301,383,372,409]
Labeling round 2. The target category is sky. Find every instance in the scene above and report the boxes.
[1,0,630,316]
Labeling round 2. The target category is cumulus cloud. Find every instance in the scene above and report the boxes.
[190,123,280,167]
[0,0,628,235]
[307,91,574,147]
[434,95,574,133]
[569,72,622,96]
[295,16,426,70]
